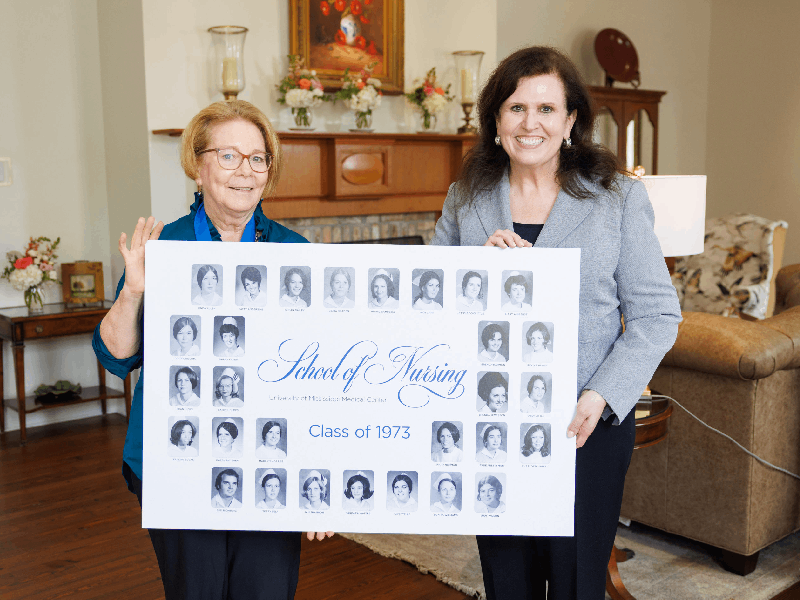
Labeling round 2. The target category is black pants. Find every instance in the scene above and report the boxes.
[477,414,636,600]
[126,464,302,600]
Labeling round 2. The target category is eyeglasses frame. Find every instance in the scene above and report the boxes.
[198,147,273,172]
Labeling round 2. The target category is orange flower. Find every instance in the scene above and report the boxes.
[335,29,347,45]
[298,78,311,89]
[356,80,365,89]
[435,87,444,95]
[367,40,378,54]
[15,256,33,269]
[320,1,330,16]
[350,0,362,15]
[364,0,373,4]
[334,0,346,10]
[359,14,370,24]
[355,35,367,50]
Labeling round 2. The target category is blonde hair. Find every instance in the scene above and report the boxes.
[180,100,282,198]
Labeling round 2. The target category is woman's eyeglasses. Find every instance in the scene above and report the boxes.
[198,147,272,172]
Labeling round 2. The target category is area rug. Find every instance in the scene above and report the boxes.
[342,524,800,600]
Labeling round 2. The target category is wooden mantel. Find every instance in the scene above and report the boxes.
[153,130,476,220]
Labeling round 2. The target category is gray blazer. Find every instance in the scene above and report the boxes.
[430,172,681,423]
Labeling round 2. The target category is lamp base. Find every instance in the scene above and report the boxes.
[223,91,239,101]
[457,102,476,135]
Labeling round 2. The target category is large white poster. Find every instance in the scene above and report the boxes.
[142,241,580,536]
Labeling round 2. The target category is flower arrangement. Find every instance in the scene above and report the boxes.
[2,236,61,311]
[405,68,454,131]
[276,55,328,128]
[336,62,382,130]
[321,0,378,54]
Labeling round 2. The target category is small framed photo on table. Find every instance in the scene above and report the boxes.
[61,261,104,305]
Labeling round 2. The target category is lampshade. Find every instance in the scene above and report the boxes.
[640,175,706,257]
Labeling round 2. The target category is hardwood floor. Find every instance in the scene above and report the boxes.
[0,414,469,599]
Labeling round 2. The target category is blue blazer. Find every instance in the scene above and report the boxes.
[430,173,681,423]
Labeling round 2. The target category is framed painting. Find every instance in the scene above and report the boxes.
[289,0,404,94]
[61,261,104,305]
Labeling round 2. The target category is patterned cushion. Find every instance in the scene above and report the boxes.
[672,214,788,319]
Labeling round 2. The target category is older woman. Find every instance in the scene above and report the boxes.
[193,264,222,306]
[213,367,243,408]
[457,270,484,311]
[430,46,681,599]
[324,268,354,308]
[217,317,244,357]
[93,100,330,600]
[280,267,308,308]
[478,323,507,363]
[477,371,508,414]
[301,470,329,511]
[431,473,460,514]
[342,472,374,512]
[502,272,531,312]
[431,422,463,462]
[413,270,442,310]
[169,366,200,407]
[369,270,398,309]
[521,424,551,464]
[168,419,198,457]
[520,374,548,413]
[238,266,266,307]
[256,420,287,459]
[524,322,553,364]
[475,475,506,514]
[256,470,285,509]
[171,316,200,356]
[387,473,417,512]
[476,424,506,463]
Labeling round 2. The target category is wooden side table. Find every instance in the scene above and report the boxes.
[0,301,131,445]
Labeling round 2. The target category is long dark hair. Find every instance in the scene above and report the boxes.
[457,46,620,206]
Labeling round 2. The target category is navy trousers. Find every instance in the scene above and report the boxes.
[477,414,636,600]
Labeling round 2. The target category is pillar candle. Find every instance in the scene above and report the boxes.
[461,69,473,102]
[222,57,239,92]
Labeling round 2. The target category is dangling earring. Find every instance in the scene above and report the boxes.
[194,184,203,203]
[494,136,501,146]
[563,137,572,147]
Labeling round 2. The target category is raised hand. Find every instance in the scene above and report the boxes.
[119,216,164,296]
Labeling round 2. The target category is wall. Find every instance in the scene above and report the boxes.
[705,0,800,265]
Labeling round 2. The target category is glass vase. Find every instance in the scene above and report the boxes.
[417,112,439,133]
[24,284,45,314]
[290,107,314,130]
[351,110,373,132]
[208,26,248,101]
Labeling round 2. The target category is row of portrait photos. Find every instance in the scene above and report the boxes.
[209,467,518,515]
[190,264,548,314]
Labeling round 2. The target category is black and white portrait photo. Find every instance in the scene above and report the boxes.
[170,315,201,357]
[167,417,199,457]
[412,269,444,310]
[213,316,245,357]
[212,366,244,407]
[522,321,555,364]
[299,469,330,511]
[192,264,223,306]
[368,268,400,310]
[342,470,375,512]
[255,418,288,459]
[168,366,201,407]
[476,371,509,414]
[475,473,507,514]
[386,471,419,512]
[431,421,464,463]
[279,266,311,308]
[236,265,267,307]
[255,468,287,509]
[430,471,462,514]
[475,422,508,463]
[456,269,487,312]
[323,267,356,309]
[212,417,244,458]
[211,467,243,509]
[520,372,552,414]
[520,423,552,464]
[477,321,510,363]
[501,270,533,312]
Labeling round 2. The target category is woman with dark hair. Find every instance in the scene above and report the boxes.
[457,271,484,311]
[477,372,508,414]
[301,470,329,511]
[369,270,398,309]
[280,267,308,308]
[256,470,285,509]
[388,473,417,512]
[413,270,442,310]
[520,374,548,413]
[169,420,198,457]
[476,424,506,463]
[169,366,200,407]
[256,420,286,459]
[475,475,505,514]
[524,322,553,363]
[431,473,460,514]
[324,268,354,308]
[521,424,551,464]
[343,472,374,512]
[217,317,244,357]
[432,422,463,462]
[214,419,241,458]
[171,317,200,356]
[502,272,531,312]
[193,265,222,306]
[479,323,507,363]
[213,368,243,408]
[429,46,681,598]
[239,266,266,307]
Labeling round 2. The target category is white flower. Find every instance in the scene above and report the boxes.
[6,250,22,263]
[345,85,381,112]
[422,93,448,115]
[367,78,381,88]
[9,264,43,291]
[285,88,323,109]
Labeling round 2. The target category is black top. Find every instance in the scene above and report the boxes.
[513,223,545,246]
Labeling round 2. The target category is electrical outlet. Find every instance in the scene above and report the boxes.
[0,158,11,186]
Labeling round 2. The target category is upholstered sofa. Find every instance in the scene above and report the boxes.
[620,263,800,574]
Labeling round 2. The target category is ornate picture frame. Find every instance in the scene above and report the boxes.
[61,261,104,305]
[289,0,405,94]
